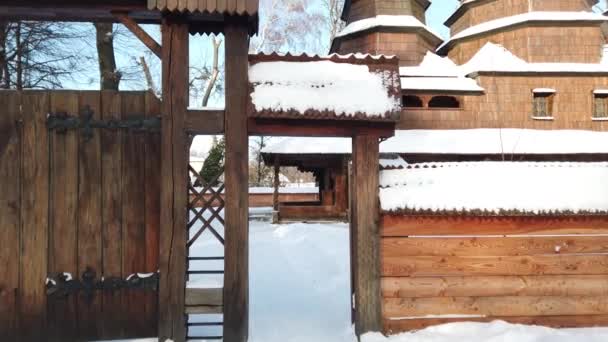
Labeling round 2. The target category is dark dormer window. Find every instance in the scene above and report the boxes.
[402,95,423,108]
[428,96,460,108]
[593,90,608,119]
[532,88,555,119]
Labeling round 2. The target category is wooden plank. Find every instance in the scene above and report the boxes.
[100,91,124,339]
[351,134,381,335]
[249,118,396,138]
[383,296,608,318]
[224,22,250,342]
[158,18,189,342]
[185,109,224,134]
[19,91,50,342]
[121,92,147,337]
[0,91,21,340]
[382,275,608,298]
[48,91,80,341]
[382,236,608,257]
[384,315,608,334]
[114,12,163,58]
[186,288,223,306]
[143,92,161,335]
[185,305,224,314]
[382,255,608,277]
[381,215,608,237]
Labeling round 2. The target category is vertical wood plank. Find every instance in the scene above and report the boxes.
[0,91,21,340]
[352,134,381,335]
[121,92,147,337]
[224,22,250,342]
[159,18,189,342]
[272,155,279,223]
[48,91,80,341]
[100,91,124,339]
[76,92,103,340]
[144,92,161,336]
[19,91,50,342]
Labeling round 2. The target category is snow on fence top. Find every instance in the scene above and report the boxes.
[335,15,442,41]
[380,162,608,215]
[439,11,608,52]
[248,53,401,120]
[379,156,408,170]
[262,129,608,155]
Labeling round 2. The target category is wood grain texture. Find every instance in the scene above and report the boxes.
[384,295,608,318]
[158,19,189,342]
[383,254,608,277]
[19,91,49,342]
[352,135,382,335]
[100,91,124,339]
[186,288,223,306]
[0,91,21,340]
[223,22,250,342]
[382,275,608,298]
[381,215,608,237]
[48,91,80,341]
[382,236,608,257]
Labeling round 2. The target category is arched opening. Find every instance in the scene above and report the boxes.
[402,95,424,108]
[428,95,460,108]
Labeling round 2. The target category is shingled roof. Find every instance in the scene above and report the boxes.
[148,0,258,15]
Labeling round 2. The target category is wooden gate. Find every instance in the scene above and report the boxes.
[0,90,161,341]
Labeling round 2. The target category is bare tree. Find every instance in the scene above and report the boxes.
[249,136,273,186]
[95,23,121,90]
[139,56,157,94]
[321,0,345,50]
[201,37,222,107]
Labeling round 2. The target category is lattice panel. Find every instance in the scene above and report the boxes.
[187,165,225,247]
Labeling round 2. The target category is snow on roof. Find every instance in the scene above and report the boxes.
[248,59,401,118]
[440,11,608,52]
[379,162,608,214]
[399,52,484,92]
[262,129,608,155]
[533,88,556,93]
[380,156,408,170]
[461,42,608,75]
[595,89,608,94]
[336,15,443,42]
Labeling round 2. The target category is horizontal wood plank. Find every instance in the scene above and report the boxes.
[382,275,608,298]
[185,109,224,134]
[185,306,224,314]
[185,288,223,306]
[381,215,608,237]
[384,315,608,333]
[382,236,608,257]
[382,255,608,277]
[383,296,608,318]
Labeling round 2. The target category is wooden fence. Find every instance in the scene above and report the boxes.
[0,90,161,341]
[380,214,608,334]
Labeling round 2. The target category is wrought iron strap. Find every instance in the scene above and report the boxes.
[46,105,161,140]
[46,267,159,303]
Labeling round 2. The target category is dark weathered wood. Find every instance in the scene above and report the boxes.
[381,215,608,237]
[224,22,250,342]
[158,18,189,342]
[76,92,103,340]
[185,109,225,134]
[272,155,280,222]
[114,12,163,58]
[48,91,80,341]
[19,91,49,342]
[351,134,381,335]
[249,118,396,138]
[0,91,21,340]
[144,91,161,334]
[186,288,223,306]
[121,92,148,336]
[100,91,125,339]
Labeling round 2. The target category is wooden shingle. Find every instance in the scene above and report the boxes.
[148,0,258,15]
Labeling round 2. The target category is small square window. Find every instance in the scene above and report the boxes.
[594,92,608,118]
[532,89,555,119]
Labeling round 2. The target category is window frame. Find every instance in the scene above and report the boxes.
[531,89,555,120]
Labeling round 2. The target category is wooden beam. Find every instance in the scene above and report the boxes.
[352,135,382,335]
[158,17,189,342]
[223,22,250,342]
[185,109,225,134]
[272,155,280,223]
[186,288,223,306]
[249,118,396,138]
[114,12,163,58]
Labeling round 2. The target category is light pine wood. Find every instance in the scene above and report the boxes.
[158,19,189,342]
[185,306,224,314]
[186,288,223,306]
[223,22,250,342]
[382,275,608,298]
[383,296,608,318]
[382,254,608,277]
[381,215,608,237]
[352,135,382,335]
[382,236,608,257]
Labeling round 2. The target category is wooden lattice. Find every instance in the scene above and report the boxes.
[187,165,225,247]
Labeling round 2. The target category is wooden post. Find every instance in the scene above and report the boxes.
[351,134,381,336]
[223,21,250,342]
[272,155,280,223]
[158,17,189,342]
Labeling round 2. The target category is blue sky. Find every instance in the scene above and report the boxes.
[426,0,460,38]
